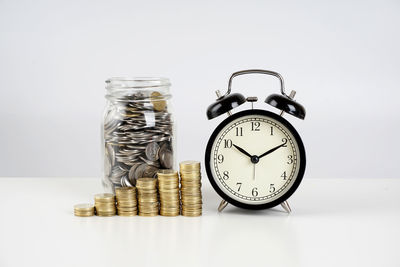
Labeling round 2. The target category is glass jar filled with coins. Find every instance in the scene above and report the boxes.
[102,77,175,192]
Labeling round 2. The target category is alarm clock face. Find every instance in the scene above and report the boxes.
[205,109,306,210]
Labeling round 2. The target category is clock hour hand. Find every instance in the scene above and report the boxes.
[232,144,252,158]
[258,141,287,159]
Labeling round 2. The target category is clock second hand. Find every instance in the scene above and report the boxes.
[253,164,256,181]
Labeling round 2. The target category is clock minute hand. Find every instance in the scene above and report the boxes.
[258,142,287,159]
[232,144,252,158]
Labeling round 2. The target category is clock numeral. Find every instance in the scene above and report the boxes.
[281,171,287,180]
[223,171,229,180]
[235,127,243,136]
[251,122,260,131]
[287,155,294,164]
[270,126,274,136]
[282,138,288,147]
[217,154,224,164]
[269,184,276,193]
[252,187,258,197]
[236,182,242,192]
[224,139,232,148]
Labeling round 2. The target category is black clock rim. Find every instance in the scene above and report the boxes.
[204,109,306,210]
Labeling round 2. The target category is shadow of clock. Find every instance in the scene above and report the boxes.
[220,206,289,216]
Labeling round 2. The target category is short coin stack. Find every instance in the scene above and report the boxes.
[179,161,202,217]
[94,193,116,216]
[74,204,95,217]
[136,178,159,216]
[157,170,180,216]
[115,187,137,216]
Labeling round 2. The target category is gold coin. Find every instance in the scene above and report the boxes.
[160,199,179,204]
[94,193,115,202]
[117,202,137,208]
[182,213,202,217]
[160,201,180,206]
[74,203,95,211]
[157,169,178,176]
[159,188,179,193]
[180,182,202,188]
[160,206,180,210]
[136,180,156,185]
[180,177,201,182]
[95,205,116,210]
[181,198,201,202]
[139,206,159,210]
[94,203,115,208]
[158,185,178,190]
[151,91,167,112]
[159,195,179,199]
[139,207,159,212]
[180,173,201,179]
[118,211,137,216]
[74,212,94,217]
[179,161,201,170]
[118,210,138,214]
[180,189,202,194]
[115,186,136,194]
[116,198,137,203]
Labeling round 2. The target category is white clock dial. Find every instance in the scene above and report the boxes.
[210,114,301,205]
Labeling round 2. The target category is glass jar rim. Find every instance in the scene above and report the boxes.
[105,77,171,90]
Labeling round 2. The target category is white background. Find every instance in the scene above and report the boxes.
[1,0,399,179]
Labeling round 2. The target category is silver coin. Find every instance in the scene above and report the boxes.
[106,144,115,166]
[139,156,161,168]
[134,163,148,180]
[121,175,133,187]
[145,142,160,161]
[104,149,111,177]
[104,91,174,176]
[128,163,141,185]
[159,142,173,169]
[143,165,159,178]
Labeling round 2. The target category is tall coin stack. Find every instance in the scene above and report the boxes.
[136,178,159,216]
[179,161,202,217]
[94,193,116,216]
[157,170,180,216]
[115,187,137,216]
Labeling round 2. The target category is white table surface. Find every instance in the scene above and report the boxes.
[0,177,399,267]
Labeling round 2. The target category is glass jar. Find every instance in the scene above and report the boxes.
[102,77,175,192]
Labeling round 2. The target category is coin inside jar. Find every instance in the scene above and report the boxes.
[103,79,174,191]
[145,142,160,161]
[150,91,167,112]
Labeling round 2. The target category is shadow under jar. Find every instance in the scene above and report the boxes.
[102,77,175,192]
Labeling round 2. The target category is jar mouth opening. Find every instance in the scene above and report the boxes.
[106,77,171,90]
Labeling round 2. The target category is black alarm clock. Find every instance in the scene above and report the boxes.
[205,69,306,213]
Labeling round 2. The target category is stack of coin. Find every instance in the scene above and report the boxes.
[74,203,95,217]
[157,170,180,216]
[94,193,116,216]
[136,178,159,216]
[179,161,202,217]
[115,187,138,216]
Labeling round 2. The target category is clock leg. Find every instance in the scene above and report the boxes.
[218,199,228,212]
[280,200,292,213]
